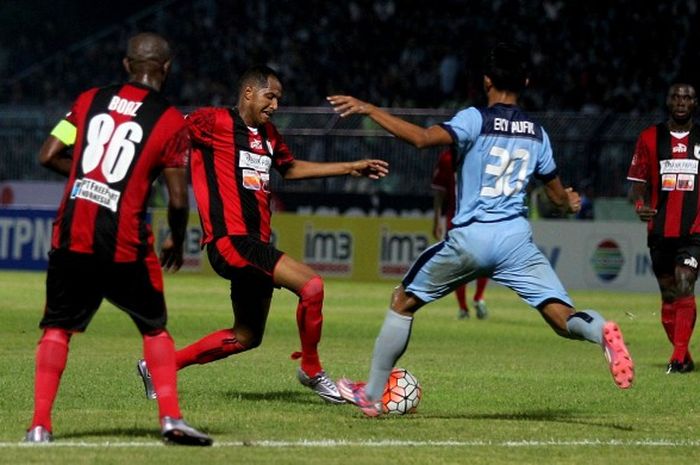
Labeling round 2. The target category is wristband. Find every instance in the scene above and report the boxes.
[634,200,644,212]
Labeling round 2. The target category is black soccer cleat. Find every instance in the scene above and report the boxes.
[161,416,213,446]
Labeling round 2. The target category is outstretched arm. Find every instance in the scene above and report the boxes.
[283,158,389,180]
[327,95,453,149]
[543,176,581,215]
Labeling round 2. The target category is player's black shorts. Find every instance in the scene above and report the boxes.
[648,235,700,277]
[40,248,167,334]
[207,235,284,299]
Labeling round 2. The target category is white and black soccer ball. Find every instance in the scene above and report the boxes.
[382,367,422,415]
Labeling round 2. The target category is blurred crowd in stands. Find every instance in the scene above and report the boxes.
[1,0,698,113]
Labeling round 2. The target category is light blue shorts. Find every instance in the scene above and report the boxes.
[402,216,573,309]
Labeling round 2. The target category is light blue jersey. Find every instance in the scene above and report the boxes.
[440,104,557,226]
[403,104,572,309]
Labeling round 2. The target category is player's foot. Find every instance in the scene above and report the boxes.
[602,321,634,389]
[666,357,695,374]
[457,308,470,319]
[24,426,52,444]
[336,378,382,417]
[474,299,489,319]
[136,359,157,400]
[297,368,346,404]
[161,417,213,446]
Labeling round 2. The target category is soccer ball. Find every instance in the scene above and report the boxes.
[382,367,422,415]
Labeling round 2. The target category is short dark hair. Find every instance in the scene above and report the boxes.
[237,65,281,98]
[484,42,529,93]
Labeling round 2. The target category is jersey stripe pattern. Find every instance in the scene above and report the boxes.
[627,124,700,238]
[52,82,189,261]
[189,107,294,245]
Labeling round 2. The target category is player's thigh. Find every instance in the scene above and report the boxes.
[104,250,167,335]
[41,249,103,332]
[402,233,482,304]
[207,238,277,335]
[208,235,283,280]
[492,238,573,309]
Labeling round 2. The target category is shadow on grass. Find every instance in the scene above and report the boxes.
[419,409,634,431]
[222,390,315,405]
[59,427,160,440]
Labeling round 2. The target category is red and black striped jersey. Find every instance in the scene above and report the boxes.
[628,123,700,238]
[431,148,457,228]
[188,107,294,245]
[52,82,190,261]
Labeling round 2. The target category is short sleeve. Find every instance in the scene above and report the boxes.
[535,129,557,179]
[627,131,650,182]
[266,123,295,174]
[439,107,482,153]
[187,107,217,147]
[162,124,191,169]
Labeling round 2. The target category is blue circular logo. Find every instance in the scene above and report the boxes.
[591,239,624,282]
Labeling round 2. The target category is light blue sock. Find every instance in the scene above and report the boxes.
[365,310,414,401]
[566,309,605,345]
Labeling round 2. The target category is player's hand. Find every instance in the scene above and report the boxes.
[635,204,657,222]
[327,95,374,117]
[565,187,581,213]
[349,159,389,179]
[160,236,184,272]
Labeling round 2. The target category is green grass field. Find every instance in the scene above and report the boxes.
[1,270,699,464]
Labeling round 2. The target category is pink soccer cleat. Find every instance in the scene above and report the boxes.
[602,321,634,389]
[336,378,382,417]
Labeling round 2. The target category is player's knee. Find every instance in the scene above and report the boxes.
[143,329,172,342]
[40,328,71,346]
[390,285,421,316]
[234,327,264,350]
[299,275,324,304]
[675,268,697,296]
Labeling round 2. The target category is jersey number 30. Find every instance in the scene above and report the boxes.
[82,113,143,183]
[480,146,530,197]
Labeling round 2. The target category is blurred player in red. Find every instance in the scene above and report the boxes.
[628,82,698,374]
[26,33,211,445]
[432,148,489,319]
[137,65,388,403]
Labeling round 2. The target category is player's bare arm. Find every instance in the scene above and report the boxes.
[630,180,656,222]
[160,166,189,272]
[327,95,452,149]
[38,135,72,176]
[543,177,581,214]
[283,158,389,180]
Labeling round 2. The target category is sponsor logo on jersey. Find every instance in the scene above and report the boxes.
[70,178,121,212]
[677,174,695,191]
[662,174,677,191]
[673,143,687,153]
[239,150,272,172]
[659,159,698,174]
[591,239,624,282]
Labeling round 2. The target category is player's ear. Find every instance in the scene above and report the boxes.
[163,59,172,76]
[122,57,132,74]
[243,85,254,101]
[483,75,492,92]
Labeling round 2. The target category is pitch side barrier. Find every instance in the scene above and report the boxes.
[149,210,657,292]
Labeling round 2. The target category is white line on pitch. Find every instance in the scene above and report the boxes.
[2,439,700,448]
